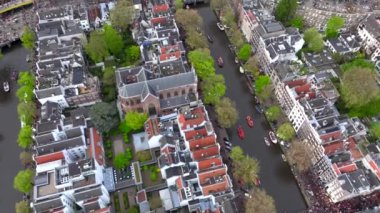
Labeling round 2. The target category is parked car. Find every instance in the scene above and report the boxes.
[207,35,214,43]
[255,105,264,113]
[217,22,225,31]
[224,140,232,147]
[225,145,232,151]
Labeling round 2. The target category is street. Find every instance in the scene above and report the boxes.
[0,43,28,210]
[197,6,307,212]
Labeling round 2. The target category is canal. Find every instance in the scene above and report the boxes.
[0,43,29,211]
[197,6,307,212]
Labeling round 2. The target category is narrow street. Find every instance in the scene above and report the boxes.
[197,6,307,212]
[0,44,29,210]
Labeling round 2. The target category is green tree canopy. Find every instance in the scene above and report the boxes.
[18,72,35,88]
[17,125,33,149]
[113,153,130,169]
[14,169,34,193]
[290,16,304,31]
[244,56,259,77]
[245,189,276,213]
[325,16,345,38]
[275,0,298,24]
[89,102,120,133]
[17,102,37,126]
[175,0,183,9]
[265,105,281,122]
[16,85,34,102]
[16,200,30,213]
[210,0,227,10]
[110,0,134,32]
[340,58,375,72]
[186,30,208,50]
[124,45,141,65]
[127,206,139,213]
[20,26,36,50]
[188,49,215,80]
[85,31,109,63]
[103,25,124,56]
[175,9,203,32]
[231,147,260,185]
[102,67,116,86]
[215,97,239,128]
[341,68,378,107]
[277,122,295,141]
[230,146,245,162]
[123,111,148,131]
[255,75,270,94]
[238,44,251,63]
[304,28,324,53]
[19,151,33,166]
[370,122,380,140]
[288,139,312,172]
[221,6,235,28]
[201,74,226,105]
[230,25,244,49]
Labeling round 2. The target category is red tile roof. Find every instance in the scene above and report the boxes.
[350,148,363,160]
[332,163,341,175]
[320,130,342,143]
[192,145,219,161]
[286,79,307,88]
[198,167,227,185]
[161,146,175,155]
[184,127,208,141]
[198,157,223,171]
[87,6,101,23]
[35,151,64,165]
[369,160,380,178]
[151,17,167,25]
[145,118,160,139]
[178,108,206,130]
[247,11,256,22]
[323,141,344,155]
[153,4,169,13]
[295,84,311,95]
[159,51,181,62]
[93,207,111,213]
[176,177,184,189]
[339,163,358,173]
[136,190,147,203]
[88,128,104,166]
[202,177,230,196]
[189,135,216,151]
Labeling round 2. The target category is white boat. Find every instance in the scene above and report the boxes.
[269,131,277,144]
[3,81,9,92]
[239,66,244,73]
[264,137,270,146]
[235,57,239,64]
[217,22,225,31]
[281,154,287,162]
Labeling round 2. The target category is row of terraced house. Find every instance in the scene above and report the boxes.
[233,0,380,203]
[116,0,236,212]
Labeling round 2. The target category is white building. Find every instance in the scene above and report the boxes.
[357,15,380,61]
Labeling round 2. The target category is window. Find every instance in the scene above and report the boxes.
[174,91,178,96]
[167,92,171,98]
[159,94,164,99]
[136,99,141,104]
[125,100,129,106]
[182,89,186,95]
[130,100,134,106]
[189,88,194,93]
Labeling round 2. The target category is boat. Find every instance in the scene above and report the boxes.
[217,22,225,31]
[239,66,244,73]
[264,137,270,146]
[235,57,239,64]
[281,154,287,162]
[217,57,224,67]
[269,131,277,144]
[3,81,10,92]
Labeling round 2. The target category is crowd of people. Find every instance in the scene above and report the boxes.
[301,171,380,212]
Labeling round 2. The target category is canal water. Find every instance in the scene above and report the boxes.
[0,43,29,211]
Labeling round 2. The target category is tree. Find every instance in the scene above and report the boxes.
[188,49,215,80]
[370,122,380,140]
[275,0,298,24]
[113,153,130,169]
[210,0,227,10]
[340,58,375,72]
[175,9,202,31]
[102,67,116,86]
[238,44,251,63]
[234,155,260,184]
[341,68,378,107]
[230,25,244,49]
[89,102,119,133]
[221,6,235,28]
[255,75,270,94]
[123,111,148,131]
[19,151,33,166]
[16,200,30,213]
[215,97,239,128]
[16,86,34,102]
[304,28,324,53]
[20,26,36,50]
[186,30,208,50]
[230,147,260,184]
[103,25,124,57]
[175,0,183,9]
[277,122,295,141]
[110,0,134,32]
[288,140,312,172]
[14,169,34,193]
[290,16,304,31]
[124,45,141,65]
[17,102,37,126]
[265,105,281,122]
[245,189,276,213]
[85,31,109,63]
[102,85,117,102]
[325,16,345,38]
[201,74,226,105]
[17,126,33,149]
[18,72,35,88]
[136,150,152,162]
[244,56,259,77]
[127,206,139,213]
